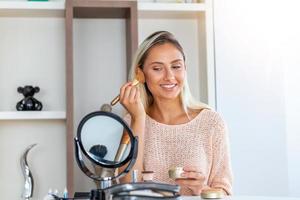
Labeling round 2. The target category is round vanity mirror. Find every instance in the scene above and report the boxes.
[73,111,181,200]
[75,111,138,182]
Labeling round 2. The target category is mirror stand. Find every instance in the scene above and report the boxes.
[99,178,112,189]
[70,111,181,200]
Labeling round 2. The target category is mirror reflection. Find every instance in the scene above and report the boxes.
[80,115,131,165]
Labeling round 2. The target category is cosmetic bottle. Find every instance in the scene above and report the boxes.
[43,189,55,200]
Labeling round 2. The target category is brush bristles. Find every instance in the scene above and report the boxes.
[132,79,139,86]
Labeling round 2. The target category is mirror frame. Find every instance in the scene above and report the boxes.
[77,111,136,168]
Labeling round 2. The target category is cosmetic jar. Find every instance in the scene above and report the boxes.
[141,171,154,182]
[201,189,225,199]
[168,167,184,180]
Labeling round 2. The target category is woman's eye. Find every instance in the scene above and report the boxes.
[153,67,162,71]
[172,65,182,69]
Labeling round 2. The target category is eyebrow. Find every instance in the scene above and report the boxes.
[149,59,183,65]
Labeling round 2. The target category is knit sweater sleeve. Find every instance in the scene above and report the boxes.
[207,113,233,195]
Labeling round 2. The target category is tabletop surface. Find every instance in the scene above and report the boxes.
[182,196,300,200]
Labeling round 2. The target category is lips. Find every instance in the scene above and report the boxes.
[160,83,177,89]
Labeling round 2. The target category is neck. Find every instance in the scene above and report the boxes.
[148,97,187,124]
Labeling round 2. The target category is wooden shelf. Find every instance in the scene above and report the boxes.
[0,111,66,120]
[138,2,206,12]
[0,1,207,17]
[0,1,65,17]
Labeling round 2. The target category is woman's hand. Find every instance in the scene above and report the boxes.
[119,81,146,121]
[175,166,207,196]
[119,81,146,182]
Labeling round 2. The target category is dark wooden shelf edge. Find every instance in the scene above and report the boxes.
[72,0,137,18]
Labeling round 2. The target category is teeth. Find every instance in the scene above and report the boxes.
[161,84,176,88]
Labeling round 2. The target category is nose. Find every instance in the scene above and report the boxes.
[164,68,175,80]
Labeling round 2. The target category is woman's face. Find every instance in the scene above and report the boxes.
[142,43,186,101]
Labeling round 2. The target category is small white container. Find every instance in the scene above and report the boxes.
[141,171,155,181]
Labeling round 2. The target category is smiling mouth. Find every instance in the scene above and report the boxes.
[160,83,177,89]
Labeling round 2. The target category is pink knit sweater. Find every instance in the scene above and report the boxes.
[124,109,233,195]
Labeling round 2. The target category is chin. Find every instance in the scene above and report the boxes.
[160,93,181,100]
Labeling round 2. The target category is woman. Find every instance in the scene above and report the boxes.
[119,31,232,196]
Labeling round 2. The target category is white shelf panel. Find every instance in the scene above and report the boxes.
[0,111,66,120]
[0,1,206,17]
[138,2,206,12]
[0,1,65,17]
[0,1,64,10]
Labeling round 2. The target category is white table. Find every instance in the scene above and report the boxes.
[182,196,300,200]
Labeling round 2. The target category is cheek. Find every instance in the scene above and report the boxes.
[144,73,157,93]
[144,71,160,85]
[177,72,186,83]
[145,79,157,93]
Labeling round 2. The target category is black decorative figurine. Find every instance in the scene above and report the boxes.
[16,86,43,111]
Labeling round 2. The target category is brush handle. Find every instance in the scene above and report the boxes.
[121,132,130,144]
[110,79,140,106]
[114,144,127,162]
[114,132,130,162]
[110,95,120,106]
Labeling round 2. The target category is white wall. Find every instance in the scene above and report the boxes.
[214,0,300,197]
[73,19,127,192]
[282,2,300,196]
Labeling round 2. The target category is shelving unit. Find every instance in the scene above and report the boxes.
[0,0,216,199]
[0,111,66,120]
[138,2,206,11]
[0,1,67,200]
[0,1,65,17]
[0,1,64,9]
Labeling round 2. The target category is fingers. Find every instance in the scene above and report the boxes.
[120,82,132,103]
[175,166,206,195]
[180,166,205,180]
[124,86,137,103]
[175,178,203,186]
[120,82,139,104]
[181,171,205,180]
[183,166,199,172]
[134,88,141,102]
[175,179,204,196]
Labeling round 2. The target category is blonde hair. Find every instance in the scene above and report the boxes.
[129,31,210,114]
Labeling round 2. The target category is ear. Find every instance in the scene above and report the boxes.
[18,87,24,93]
[34,87,40,93]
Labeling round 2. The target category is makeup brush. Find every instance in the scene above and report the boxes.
[89,144,107,159]
[110,69,145,164]
[110,69,145,106]
[114,131,131,162]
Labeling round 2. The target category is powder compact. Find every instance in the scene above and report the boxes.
[168,167,184,180]
[201,188,225,199]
